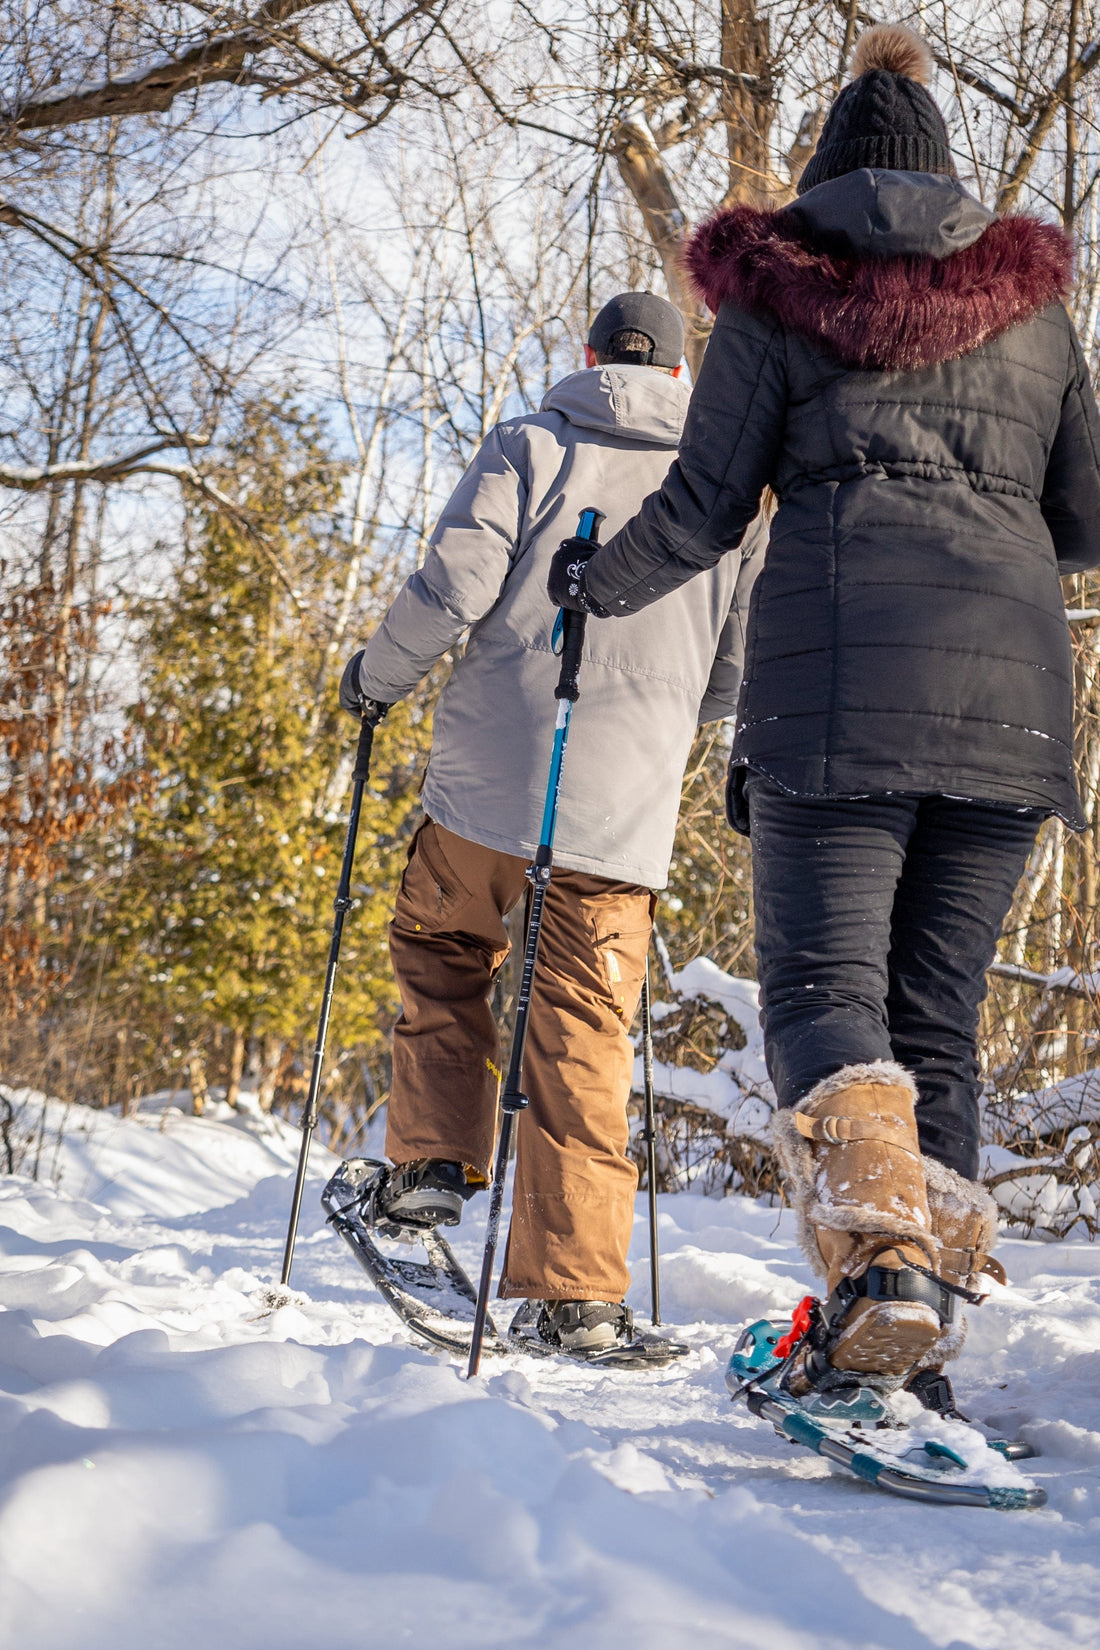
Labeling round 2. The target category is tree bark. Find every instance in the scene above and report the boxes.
[225,1025,246,1110]
[188,1052,211,1117]
[257,1035,284,1112]
[611,114,711,376]
[718,0,774,207]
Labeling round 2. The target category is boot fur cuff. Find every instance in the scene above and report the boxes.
[772,1062,929,1280]
[922,1154,999,1255]
[912,1160,1000,1370]
[911,1324,967,1371]
[791,1060,918,1107]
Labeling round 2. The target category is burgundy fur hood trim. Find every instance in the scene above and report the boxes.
[684,206,1073,371]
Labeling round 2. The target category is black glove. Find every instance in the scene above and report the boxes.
[338,649,392,723]
[547,538,611,617]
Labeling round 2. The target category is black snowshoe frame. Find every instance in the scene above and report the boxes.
[322,1158,504,1358]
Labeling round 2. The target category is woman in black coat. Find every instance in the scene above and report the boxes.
[549,26,1100,1401]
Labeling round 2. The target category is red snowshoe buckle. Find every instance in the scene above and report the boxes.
[773,1295,817,1361]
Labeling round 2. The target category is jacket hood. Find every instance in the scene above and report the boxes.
[685,168,1073,372]
[541,365,688,446]
[788,169,992,259]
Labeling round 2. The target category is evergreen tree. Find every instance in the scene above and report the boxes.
[662,726,754,977]
[113,401,433,1131]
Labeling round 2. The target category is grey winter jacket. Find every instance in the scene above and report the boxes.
[357,366,759,887]
[581,171,1100,832]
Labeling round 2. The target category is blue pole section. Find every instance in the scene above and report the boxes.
[466,505,605,1376]
[537,702,571,846]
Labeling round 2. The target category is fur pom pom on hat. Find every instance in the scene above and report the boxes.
[798,24,953,195]
[850,23,934,84]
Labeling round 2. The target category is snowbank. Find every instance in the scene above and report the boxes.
[0,1100,1098,1647]
[630,963,1100,1233]
[632,959,773,1171]
[0,1084,331,1217]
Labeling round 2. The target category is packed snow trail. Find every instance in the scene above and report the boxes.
[0,1102,1098,1649]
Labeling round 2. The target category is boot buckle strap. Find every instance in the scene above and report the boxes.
[828,1264,955,1327]
[937,1245,1007,1290]
[390,1163,424,1198]
[937,1243,973,1276]
[794,1112,914,1149]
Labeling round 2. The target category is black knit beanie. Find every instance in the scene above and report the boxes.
[798,25,955,196]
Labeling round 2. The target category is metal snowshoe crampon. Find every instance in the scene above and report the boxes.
[725,1301,1045,1509]
[507,1298,690,1367]
[322,1158,504,1358]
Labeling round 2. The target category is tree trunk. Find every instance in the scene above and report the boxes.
[718,0,774,207]
[612,2,779,372]
[225,1026,246,1111]
[611,114,712,376]
[188,1052,210,1117]
[34,135,116,926]
[257,1035,284,1113]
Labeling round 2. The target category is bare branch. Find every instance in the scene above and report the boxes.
[668,58,766,92]
[0,197,233,401]
[998,40,1100,214]
[143,460,308,615]
[2,2,325,138]
[0,434,209,491]
[828,3,1029,119]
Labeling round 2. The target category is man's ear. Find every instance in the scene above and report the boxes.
[584,345,597,368]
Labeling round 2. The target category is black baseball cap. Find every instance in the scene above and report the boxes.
[587,292,684,369]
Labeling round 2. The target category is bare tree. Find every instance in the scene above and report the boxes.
[0,3,491,142]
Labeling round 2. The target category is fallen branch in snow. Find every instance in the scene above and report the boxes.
[983,1123,1100,1238]
[988,960,1097,1000]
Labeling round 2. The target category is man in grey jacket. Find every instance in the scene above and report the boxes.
[341,293,761,1361]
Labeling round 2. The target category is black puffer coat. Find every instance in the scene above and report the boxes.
[583,169,1100,831]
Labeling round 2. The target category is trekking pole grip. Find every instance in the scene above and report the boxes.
[554,610,586,703]
[553,505,605,703]
[353,714,375,781]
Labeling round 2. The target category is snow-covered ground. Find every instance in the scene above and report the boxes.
[1,1100,1099,1649]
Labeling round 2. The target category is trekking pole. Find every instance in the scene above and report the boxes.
[280,712,376,1288]
[466,505,604,1377]
[640,955,661,1326]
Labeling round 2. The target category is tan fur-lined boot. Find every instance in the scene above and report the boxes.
[906,1160,1005,1415]
[772,1061,945,1389]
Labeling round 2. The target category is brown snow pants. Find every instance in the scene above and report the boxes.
[385,819,654,1301]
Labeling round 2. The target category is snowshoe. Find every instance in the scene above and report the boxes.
[507,1298,690,1367]
[726,1306,1045,1509]
[322,1158,504,1358]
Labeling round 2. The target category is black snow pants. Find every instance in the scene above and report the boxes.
[745,775,1042,1180]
